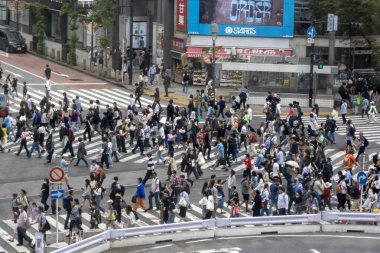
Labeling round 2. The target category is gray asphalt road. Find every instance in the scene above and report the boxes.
[109,233,380,253]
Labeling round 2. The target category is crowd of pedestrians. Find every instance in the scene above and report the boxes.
[1,65,380,247]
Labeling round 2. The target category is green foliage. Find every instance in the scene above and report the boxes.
[60,0,87,65]
[99,36,109,49]
[28,1,46,55]
[90,0,116,49]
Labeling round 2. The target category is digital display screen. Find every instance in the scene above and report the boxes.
[188,0,294,37]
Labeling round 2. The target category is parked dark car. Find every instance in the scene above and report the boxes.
[0,27,27,53]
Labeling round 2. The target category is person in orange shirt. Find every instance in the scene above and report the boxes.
[343,149,359,172]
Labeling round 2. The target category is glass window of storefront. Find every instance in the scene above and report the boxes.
[247,71,310,93]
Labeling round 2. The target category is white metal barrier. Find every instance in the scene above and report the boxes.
[51,212,380,253]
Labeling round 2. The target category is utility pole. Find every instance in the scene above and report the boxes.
[307,23,316,108]
[128,0,134,85]
[15,0,19,31]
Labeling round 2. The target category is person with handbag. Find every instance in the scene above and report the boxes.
[132,177,149,213]
[36,206,50,243]
[177,188,190,222]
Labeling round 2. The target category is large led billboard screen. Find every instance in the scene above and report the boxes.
[188,0,294,37]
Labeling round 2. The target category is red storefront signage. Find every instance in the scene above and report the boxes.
[185,47,293,59]
[172,37,186,52]
[176,0,187,32]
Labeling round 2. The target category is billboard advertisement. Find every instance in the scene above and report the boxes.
[188,0,294,37]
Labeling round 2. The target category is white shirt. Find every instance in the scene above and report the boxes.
[272,162,279,177]
[276,103,281,115]
[277,193,289,210]
[17,210,28,227]
[151,177,160,193]
[159,127,165,139]
[45,80,52,91]
[247,107,253,121]
[227,175,236,189]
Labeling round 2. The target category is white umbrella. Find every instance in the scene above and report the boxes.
[286,160,299,168]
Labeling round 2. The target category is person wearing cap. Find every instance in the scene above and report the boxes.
[322,181,332,210]
[368,101,378,123]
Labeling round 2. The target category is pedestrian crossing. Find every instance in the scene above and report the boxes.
[254,113,380,145]
[0,147,367,252]
[5,87,166,114]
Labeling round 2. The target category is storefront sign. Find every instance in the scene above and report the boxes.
[188,0,294,38]
[185,47,293,59]
[172,37,186,52]
[176,0,188,32]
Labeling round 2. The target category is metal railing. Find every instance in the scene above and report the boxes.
[51,212,380,253]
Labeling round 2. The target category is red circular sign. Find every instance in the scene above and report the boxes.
[49,167,65,182]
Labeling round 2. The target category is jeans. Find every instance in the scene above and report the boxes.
[17,226,32,245]
[148,192,160,209]
[95,195,105,212]
[260,200,270,216]
[72,122,79,133]
[101,154,110,169]
[156,151,165,165]
[28,141,41,157]
[197,105,201,116]
[356,146,365,162]
[183,81,189,93]
[132,139,144,155]
[62,141,75,157]
[41,193,49,211]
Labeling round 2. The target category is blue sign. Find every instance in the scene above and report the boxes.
[187,0,295,38]
[307,26,317,38]
[357,171,368,186]
[51,189,64,200]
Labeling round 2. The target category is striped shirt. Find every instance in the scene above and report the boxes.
[147,158,154,171]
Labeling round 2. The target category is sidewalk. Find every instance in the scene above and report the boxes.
[29,50,336,115]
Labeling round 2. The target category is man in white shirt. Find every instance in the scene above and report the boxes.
[277,186,289,215]
[16,206,33,247]
[45,79,52,100]
[148,172,160,210]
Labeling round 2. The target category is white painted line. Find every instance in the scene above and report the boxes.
[59,83,107,85]
[2,61,45,81]
[5,70,24,79]
[52,71,69,78]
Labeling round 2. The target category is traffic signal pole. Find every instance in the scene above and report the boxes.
[309,41,315,108]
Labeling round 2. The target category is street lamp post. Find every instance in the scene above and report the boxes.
[14,0,19,32]
[128,0,134,85]
[209,22,218,107]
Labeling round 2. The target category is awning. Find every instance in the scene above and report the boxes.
[170,50,183,60]
[185,47,203,58]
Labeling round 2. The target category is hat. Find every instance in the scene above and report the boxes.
[325,182,332,188]
[107,199,113,204]
[62,153,70,158]
[370,101,375,104]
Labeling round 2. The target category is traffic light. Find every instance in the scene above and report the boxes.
[318,61,324,69]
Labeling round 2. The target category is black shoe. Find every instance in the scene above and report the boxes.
[132,150,136,154]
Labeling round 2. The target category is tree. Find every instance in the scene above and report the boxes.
[309,0,380,66]
[60,0,87,65]
[28,1,47,55]
[90,0,117,49]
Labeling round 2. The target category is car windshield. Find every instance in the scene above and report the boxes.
[7,31,22,41]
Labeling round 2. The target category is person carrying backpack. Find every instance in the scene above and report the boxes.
[356,131,369,162]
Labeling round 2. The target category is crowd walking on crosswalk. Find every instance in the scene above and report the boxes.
[1,65,380,251]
